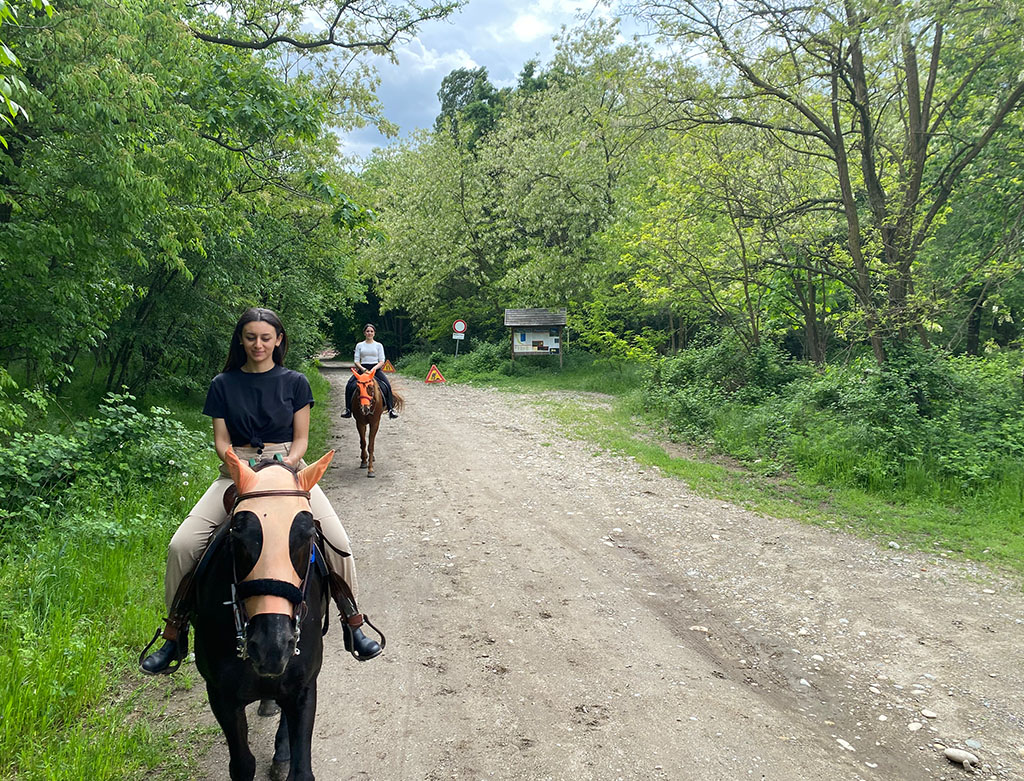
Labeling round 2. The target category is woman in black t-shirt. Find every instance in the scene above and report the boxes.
[141,307,382,675]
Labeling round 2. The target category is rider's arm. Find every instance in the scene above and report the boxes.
[285,404,310,467]
[212,418,232,464]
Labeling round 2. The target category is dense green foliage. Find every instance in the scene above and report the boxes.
[647,342,1024,496]
[0,391,215,778]
[1,0,456,409]
[359,7,1024,363]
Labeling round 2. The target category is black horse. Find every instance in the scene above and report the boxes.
[192,448,335,781]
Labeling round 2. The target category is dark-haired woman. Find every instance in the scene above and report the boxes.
[340,323,398,419]
[141,307,382,675]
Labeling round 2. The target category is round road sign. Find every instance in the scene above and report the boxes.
[453,319,468,334]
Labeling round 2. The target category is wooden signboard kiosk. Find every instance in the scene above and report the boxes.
[504,308,567,368]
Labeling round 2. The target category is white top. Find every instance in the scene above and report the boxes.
[354,341,385,366]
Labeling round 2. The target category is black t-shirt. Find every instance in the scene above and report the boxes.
[202,365,314,448]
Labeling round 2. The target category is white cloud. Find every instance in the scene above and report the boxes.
[396,40,478,75]
[510,14,554,42]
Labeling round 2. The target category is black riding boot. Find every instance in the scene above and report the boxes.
[340,406,352,418]
[343,614,383,661]
[140,619,189,675]
[329,574,384,661]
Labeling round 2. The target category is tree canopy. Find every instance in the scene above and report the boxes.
[356,9,1024,363]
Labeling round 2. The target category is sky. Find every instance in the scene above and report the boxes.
[339,0,619,159]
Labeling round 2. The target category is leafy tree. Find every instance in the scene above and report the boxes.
[435,66,507,147]
[1,0,452,400]
[185,0,460,53]
[630,0,1024,362]
[0,0,51,148]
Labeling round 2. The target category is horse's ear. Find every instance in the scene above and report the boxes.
[297,450,335,491]
[224,447,259,494]
[350,368,360,377]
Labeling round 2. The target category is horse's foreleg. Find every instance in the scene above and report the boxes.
[207,691,256,781]
[282,686,317,781]
[357,421,368,469]
[270,710,290,781]
[366,420,380,477]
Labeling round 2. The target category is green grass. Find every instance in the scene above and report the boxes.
[0,469,215,779]
[399,349,644,395]
[307,366,332,458]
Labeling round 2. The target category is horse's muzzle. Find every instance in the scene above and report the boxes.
[245,614,298,677]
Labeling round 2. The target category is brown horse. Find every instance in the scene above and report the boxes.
[350,367,403,478]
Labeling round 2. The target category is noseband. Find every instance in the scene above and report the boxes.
[226,461,315,661]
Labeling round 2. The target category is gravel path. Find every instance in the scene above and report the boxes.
[186,373,1024,780]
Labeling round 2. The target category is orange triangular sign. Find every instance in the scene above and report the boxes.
[424,364,446,383]
[381,359,396,373]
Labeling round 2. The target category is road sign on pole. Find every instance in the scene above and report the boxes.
[453,319,467,356]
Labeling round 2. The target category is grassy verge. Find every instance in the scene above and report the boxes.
[0,439,214,780]
[307,367,332,458]
[539,395,1022,576]
[400,349,1023,582]
[0,364,330,779]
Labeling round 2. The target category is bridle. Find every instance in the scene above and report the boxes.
[226,460,315,661]
[355,371,378,414]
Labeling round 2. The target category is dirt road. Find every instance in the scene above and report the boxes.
[191,371,1024,780]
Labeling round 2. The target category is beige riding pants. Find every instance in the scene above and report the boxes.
[164,442,357,612]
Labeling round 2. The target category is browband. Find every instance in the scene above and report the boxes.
[235,489,311,504]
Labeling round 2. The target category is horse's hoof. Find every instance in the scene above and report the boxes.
[257,698,280,717]
[367,471,376,478]
[360,461,368,469]
[269,760,289,781]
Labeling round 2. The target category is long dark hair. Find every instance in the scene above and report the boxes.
[223,307,288,371]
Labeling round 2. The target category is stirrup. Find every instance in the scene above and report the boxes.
[139,627,186,675]
[343,614,386,661]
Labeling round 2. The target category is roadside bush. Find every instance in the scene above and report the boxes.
[646,339,1024,497]
[649,337,807,437]
[783,348,1024,491]
[457,340,510,375]
[0,390,209,542]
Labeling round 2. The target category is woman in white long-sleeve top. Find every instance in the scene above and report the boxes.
[340,323,399,419]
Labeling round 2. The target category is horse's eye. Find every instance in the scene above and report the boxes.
[289,511,315,573]
[230,511,262,576]
[230,510,258,534]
